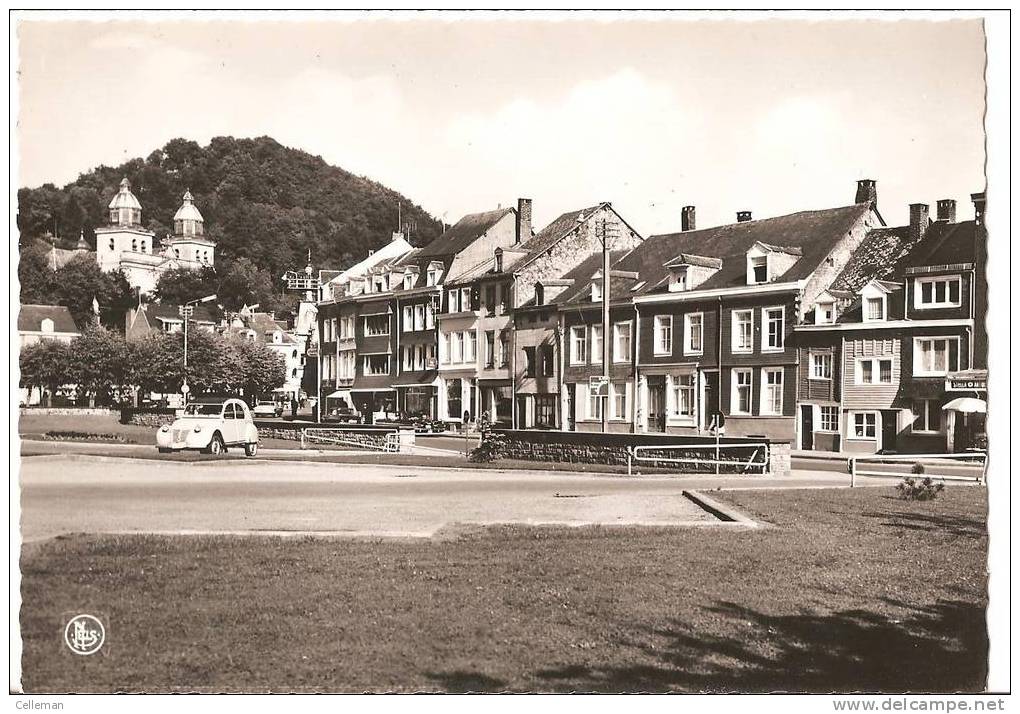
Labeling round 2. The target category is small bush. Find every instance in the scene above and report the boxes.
[42,430,131,443]
[896,476,945,501]
[911,463,926,475]
[469,431,508,463]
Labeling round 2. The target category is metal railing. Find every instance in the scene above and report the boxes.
[300,428,401,453]
[849,451,987,487]
[629,442,771,476]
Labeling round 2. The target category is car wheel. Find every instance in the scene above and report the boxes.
[207,432,225,455]
[245,441,259,457]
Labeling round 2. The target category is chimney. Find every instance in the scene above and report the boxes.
[908,203,930,244]
[737,211,752,223]
[971,192,986,228]
[855,179,878,207]
[681,205,696,232]
[516,198,532,244]
[935,199,957,223]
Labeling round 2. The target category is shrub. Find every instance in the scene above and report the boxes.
[470,431,508,463]
[896,476,945,501]
[911,463,926,475]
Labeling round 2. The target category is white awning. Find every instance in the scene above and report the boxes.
[325,390,350,399]
[942,397,986,414]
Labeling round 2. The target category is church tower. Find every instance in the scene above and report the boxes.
[168,190,216,267]
[95,177,156,273]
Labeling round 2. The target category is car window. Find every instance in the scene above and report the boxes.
[184,404,222,416]
[236,404,248,420]
[223,405,235,419]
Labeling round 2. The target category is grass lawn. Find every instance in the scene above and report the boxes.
[19,487,987,693]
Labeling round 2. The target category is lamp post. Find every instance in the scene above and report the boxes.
[181,293,217,403]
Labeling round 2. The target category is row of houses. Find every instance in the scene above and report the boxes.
[315,181,987,454]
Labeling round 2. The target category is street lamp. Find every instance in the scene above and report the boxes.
[181,293,217,403]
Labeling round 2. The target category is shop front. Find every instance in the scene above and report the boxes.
[478,380,514,427]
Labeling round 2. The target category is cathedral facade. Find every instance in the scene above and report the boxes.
[94,178,216,294]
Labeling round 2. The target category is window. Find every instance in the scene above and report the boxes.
[590,325,603,365]
[535,395,556,428]
[363,354,389,375]
[865,296,886,322]
[447,289,458,313]
[760,368,783,416]
[613,322,632,363]
[484,285,496,314]
[819,406,839,433]
[109,238,115,250]
[524,347,537,378]
[732,310,753,353]
[364,314,389,336]
[439,332,450,364]
[671,374,695,419]
[587,389,603,421]
[684,313,703,354]
[913,337,960,376]
[425,303,435,329]
[654,315,673,356]
[731,369,752,415]
[427,269,439,287]
[916,276,962,309]
[403,346,414,371]
[40,318,54,333]
[762,307,784,351]
[570,326,587,365]
[857,358,894,384]
[750,255,768,284]
[465,331,477,362]
[912,399,942,433]
[850,412,877,440]
[372,276,385,293]
[609,382,629,420]
[447,379,462,419]
[540,344,555,377]
[498,331,509,367]
[485,331,495,368]
[450,332,463,363]
[403,273,414,290]
[591,281,602,302]
[402,306,413,332]
[131,239,138,252]
[461,288,472,313]
[810,353,832,380]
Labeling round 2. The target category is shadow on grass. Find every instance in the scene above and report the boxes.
[521,599,987,693]
[423,670,507,692]
[860,510,987,537]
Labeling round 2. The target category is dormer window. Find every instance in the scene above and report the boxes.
[494,248,504,273]
[373,276,386,293]
[865,296,886,322]
[750,256,768,284]
[592,281,602,302]
[669,268,689,292]
[40,318,54,333]
[815,301,835,325]
[403,273,414,290]
[535,284,545,306]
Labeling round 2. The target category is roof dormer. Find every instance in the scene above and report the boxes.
[860,280,900,322]
[662,253,722,292]
[746,242,802,285]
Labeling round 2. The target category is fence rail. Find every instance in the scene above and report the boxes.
[629,442,771,476]
[299,428,401,453]
[849,451,987,487]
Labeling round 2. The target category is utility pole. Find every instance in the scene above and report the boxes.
[181,293,217,405]
[596,217,618,433]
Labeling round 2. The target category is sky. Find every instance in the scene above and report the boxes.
[16,15,987,235]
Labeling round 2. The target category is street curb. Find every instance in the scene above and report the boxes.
[683,490,759,527]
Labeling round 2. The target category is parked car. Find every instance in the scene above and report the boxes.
[323,403,361,424]
[252,400,283,418]
[156,397,260,456]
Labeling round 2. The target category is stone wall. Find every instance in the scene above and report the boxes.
[121,409,178,427]
[21,407,117,417]
[494,429,791,476]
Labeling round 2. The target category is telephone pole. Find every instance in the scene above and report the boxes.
[596,216,618,433]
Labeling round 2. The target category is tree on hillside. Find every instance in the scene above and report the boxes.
[19,340,72,407]
[153,266,219,305]
[18,244,60,305]
[216,257,277,311]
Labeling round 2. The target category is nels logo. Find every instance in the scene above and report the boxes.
[64,614,105,656]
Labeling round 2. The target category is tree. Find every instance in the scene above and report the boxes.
[18,244,59,305]
[54,254,134,328]
[153,266,219,305]
[231,336,286,402]
[216,257,276,310]
[67,327,130,407]
[19,340,71,407]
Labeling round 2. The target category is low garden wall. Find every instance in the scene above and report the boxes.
[21,407,118,417]
[492,429,791,477]
[120,408,179,428]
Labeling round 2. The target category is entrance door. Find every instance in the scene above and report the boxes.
[648,383,666,432]
[702,372,719,430]
[565,384,575,431]
[880,410,898,452]
[800,405,814,450]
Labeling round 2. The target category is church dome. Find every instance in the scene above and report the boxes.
[108,177,142,211]
[173,189,205,237]
[108,177,142,226]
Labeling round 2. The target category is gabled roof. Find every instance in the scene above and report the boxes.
[18,304,79,333]
[863,279,903,294]
[662,253,723,270]
[621,204,870,296]
[753,241,803,256]
[513,204,605,267]
[416,208,514,259]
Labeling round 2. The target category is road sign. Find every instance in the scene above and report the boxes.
[180,381,190,394]
[588,375,609,398]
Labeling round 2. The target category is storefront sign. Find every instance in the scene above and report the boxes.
[946,376,987,392]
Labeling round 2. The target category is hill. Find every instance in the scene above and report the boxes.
[17,136,445,277]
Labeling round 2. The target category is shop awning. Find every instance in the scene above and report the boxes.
[325,390,350,399]
[942,397,986,414]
